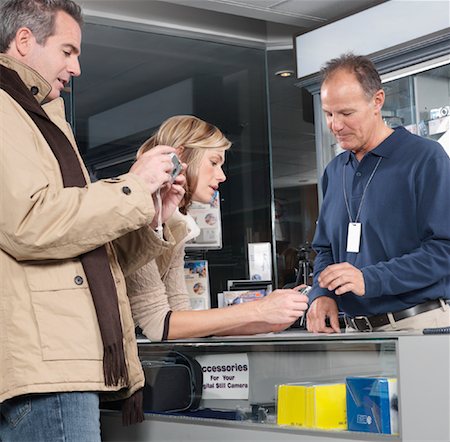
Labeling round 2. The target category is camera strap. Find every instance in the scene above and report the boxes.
[155,188,164,239]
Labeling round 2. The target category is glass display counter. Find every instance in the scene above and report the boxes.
[101,331,450,441]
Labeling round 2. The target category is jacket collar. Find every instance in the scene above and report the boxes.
[0,54,52,104]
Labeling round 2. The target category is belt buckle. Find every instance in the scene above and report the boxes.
[353,316,373,332]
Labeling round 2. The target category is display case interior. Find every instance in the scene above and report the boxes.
[101,333,450,442]
[382,62,449,154]
[136,334,399,437]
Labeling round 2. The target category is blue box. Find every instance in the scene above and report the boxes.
[346,377,398,434]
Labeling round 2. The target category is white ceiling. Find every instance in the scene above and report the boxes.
[159,0,386,27]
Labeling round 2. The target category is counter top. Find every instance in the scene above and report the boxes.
[137,329,427,346]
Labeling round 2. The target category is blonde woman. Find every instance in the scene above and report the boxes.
[126,115,308,341]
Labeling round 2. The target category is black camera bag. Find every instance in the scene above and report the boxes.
[141,351,203,412]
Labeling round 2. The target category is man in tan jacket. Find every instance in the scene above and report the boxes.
[0,1,185,440]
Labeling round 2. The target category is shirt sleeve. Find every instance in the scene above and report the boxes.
[362,149,450,297]
[309,168,338,304]
[163,245,191,312]
[126,260,171,341]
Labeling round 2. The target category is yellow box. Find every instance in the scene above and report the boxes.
[277,382,347,430]
[277,383,311,427]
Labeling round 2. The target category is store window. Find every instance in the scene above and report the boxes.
[383,62,450,156]
[72,22,273,301]
[266,50,318,288]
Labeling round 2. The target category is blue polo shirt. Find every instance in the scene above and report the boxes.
[310,127,450,317]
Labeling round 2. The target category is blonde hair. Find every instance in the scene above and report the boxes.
[137,115,231,213]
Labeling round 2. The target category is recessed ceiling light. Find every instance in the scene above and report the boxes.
[275,70,294,78]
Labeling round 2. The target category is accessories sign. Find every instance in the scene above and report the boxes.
[195,353,249,399]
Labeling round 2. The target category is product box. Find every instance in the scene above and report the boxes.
[222,289,267,306]
[184,260,210,310]
[346,377,398,434]
[277,382,311,428]
[277,382,347,430]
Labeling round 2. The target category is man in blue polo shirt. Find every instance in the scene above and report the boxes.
[306,53,450,333]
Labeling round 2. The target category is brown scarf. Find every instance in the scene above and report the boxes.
[0,64,143,425]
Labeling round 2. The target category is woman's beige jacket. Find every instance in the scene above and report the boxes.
[0,55,172,403]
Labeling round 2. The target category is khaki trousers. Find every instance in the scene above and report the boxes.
[346,299,450,332]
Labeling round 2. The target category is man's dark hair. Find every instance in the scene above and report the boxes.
[0,0,83,53]
[320,53,382,98]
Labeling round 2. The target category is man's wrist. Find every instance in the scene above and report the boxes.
[151,222,165,239]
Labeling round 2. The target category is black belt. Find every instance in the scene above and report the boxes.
[345,299,450,332]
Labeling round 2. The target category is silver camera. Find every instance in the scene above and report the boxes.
[298,285,312,296]
[168,153,182,180]
[430,106,450,120]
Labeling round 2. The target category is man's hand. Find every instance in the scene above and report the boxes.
[306,296,340,333]
[318,262,365,296]
[129,145,175,194]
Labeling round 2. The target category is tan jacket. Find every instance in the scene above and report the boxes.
[126,211,200,340]
[0,55,171,403]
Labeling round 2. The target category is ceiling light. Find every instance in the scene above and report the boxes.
[275,70,294,78]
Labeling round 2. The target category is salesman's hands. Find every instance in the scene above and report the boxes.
[306,262,365,333]
[130,145,176,194]
[318,262,365,296]
[306,296,340,333]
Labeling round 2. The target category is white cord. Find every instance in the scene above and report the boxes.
[155,188,163,239]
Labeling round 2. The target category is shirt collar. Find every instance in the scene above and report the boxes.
[343,151,352,165]
[343,127,406,164]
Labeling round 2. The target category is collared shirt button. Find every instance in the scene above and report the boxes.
[74,275,84,285]
[30,86,39,95]
[122,186,131,195]
[356,172,362,177]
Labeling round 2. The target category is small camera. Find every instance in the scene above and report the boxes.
[430,106,450,120]
[169,153,182,180]
[298,285,312,296]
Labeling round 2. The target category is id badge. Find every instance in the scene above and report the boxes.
[347,222,361,253]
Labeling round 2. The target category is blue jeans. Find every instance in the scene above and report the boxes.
[0,392,101,442]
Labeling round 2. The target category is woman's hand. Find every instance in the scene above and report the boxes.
[152,172,186,226]
[253,288,309,325]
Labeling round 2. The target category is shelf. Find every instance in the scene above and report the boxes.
[103,410,401,441]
